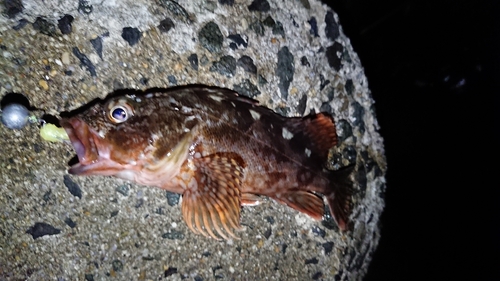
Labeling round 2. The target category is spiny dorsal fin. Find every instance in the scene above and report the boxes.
[287,113,338,161]
[181,152,245,240]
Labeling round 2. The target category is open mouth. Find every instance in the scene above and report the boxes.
[60,118,109,175]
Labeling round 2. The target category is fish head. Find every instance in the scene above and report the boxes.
[60,91,195,178]
[60,95,154,176]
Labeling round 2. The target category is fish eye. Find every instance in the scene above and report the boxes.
[108,103,133,124]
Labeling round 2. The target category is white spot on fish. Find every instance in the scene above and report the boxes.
[305,148,311,157]
[145,93,154,98]
[181,106,193,113]
[282,128,294,140]
[249,109,260,120]
[209,94,223,102]
[231,102,236,107]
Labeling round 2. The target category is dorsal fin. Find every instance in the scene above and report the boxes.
[287,113,338,161]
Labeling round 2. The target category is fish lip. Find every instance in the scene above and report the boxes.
[60,117,100,169]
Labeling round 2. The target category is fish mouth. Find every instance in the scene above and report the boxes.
[60,118,116,175]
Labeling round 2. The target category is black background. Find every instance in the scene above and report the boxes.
[323,0,499,280]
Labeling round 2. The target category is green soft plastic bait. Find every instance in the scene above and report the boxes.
[40,123,69,142]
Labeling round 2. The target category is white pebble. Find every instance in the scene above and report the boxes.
[61,52,70,64]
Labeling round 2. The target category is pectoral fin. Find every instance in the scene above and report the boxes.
[181,153,245,240]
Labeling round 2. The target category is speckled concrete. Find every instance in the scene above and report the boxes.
[0,0,386,280]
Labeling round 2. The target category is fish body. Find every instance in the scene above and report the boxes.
[61,85,353,239]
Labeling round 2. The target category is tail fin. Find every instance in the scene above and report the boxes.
[326,166,355,231]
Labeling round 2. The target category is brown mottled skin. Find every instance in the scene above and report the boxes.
[61,85,353,239]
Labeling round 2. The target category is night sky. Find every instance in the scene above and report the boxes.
[324,0,499,280]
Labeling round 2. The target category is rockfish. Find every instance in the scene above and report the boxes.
[60,85,353,239]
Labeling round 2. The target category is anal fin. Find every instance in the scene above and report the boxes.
[274,191,324,220]
[180,152,246,240]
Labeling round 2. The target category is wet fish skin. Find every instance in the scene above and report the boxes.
[61,85,353,239]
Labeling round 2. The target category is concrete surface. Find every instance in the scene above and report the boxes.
[0,0,386,280]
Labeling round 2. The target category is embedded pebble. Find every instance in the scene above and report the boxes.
[300,56,310,67]
[12,18,29,30]
[166,191,180,206]
[350,101,365,126]
[61,52,71,64]
[248,0,270,12]
[72,47,97,76]
[78,0,93,14]
[272,21,285,37]
[345,79,354,95]
[116,185,130,196]
[199,22,223,53]
[308,17,319,37]
[237,55,257,74]
[58,14,74,35]
[336,119,353,142]
[233,79,260,98]
[218,0,233,5]
[90,36,103,59]
[277,46,294,99]
[263,227,272,239]
[265,216,275,224]
[297,95,307,115]
[26,222,61,239]
[325,11,340,40]
[249,20,264,36]
[122,27,142,46]
[64,218,77,228]
[158,18,175,33]
[228,34,248,49]
[164,267,178,277]
[342,145,357,165]
[38,79,49,90]
[162,231,184,240]
[5,0,24,18]
[312,225,326,237]
[167,75,177,85]
[112,260,123,272]
[32,17,56,36]
[188,53,198,70]
[262,15,275,27]
[322,242,334,255]
[63,175,82,199]
[159,0,190,22]
[305,257,319,265]
[210,55,236,77]
[312,272,323,280]
[320,74,330,90]
[326,42,344,71]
